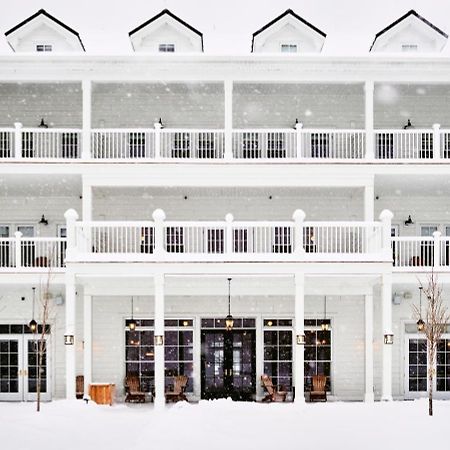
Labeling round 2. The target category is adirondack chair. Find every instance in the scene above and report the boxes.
[165,375,188,403]
[124,374,146,403]
[76,375,84,399]
[261,374,287,402]
[310,375,327,402]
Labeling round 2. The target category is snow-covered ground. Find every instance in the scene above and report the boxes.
[0,399,447,450]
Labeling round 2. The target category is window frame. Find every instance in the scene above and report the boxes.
[158,43,175,53]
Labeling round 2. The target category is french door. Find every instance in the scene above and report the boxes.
[0,334,50,401]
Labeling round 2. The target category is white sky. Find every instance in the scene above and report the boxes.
[1,0,450,54]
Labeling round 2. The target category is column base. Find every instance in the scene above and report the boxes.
[154,397,165,410]
[381,395,393,402]
[294,396,306,405]
[364,392,375,402]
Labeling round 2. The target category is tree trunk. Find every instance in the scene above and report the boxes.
[428,371,433,416]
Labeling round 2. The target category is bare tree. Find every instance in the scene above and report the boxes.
[413,272,450,416]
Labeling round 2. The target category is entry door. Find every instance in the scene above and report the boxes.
[0,225,11,267]
[201,329,256,401]
[405,335,428,397]
[0,334,50,401]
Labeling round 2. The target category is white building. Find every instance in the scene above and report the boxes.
[0,8,450,408]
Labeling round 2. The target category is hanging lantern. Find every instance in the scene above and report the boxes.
[128,296,137,331]
[321,296,331,331]
[29,287,37,333]
[417,286,425,332]
[225,278,234,331]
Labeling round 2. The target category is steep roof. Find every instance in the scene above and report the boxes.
[129,9,204,51]
[252,9,326,52]
[370,10,448,51]
[5,9,85,51]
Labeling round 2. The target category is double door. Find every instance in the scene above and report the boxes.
[201,329,256,401]
[0,334,50,401]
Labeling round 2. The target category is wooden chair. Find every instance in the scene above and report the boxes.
[124,374,146,403]
[165,375,188,403]
[261,374,287,402]
[76,375,84,399]
[310,375,327,402]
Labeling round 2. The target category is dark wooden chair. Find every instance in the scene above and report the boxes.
[124,374,146,403]
[165,375,188,403]
[310,375,327,402]
[261,374,287,402]
[76,375,84,399]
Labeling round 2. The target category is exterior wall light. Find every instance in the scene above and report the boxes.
[154,335,164,346]
[64,334,74,345]
[296,334,306,345]
[384,334,394,345]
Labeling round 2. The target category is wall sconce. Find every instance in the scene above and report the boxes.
[296,334,306,345]
[154,335,164,346]
[384,334,394,345]
[39,214,49,226]
[64,334,74,345]
[404,215,414,226]
[38,118,48,128]
[158,118,165,129]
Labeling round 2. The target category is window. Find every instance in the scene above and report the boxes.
[281,44,298,53]
[128,132,146,158]
[267,132,286,158]
[242,133,260,159]
[140,227,154,254]
[233,228,248,253]
[171,132,190,158]
[311,133,329,158]
[0,132,11,158]
[36,44,52,52]
[420,225,437,266]
[437,339,450,391]
[61,132,79,158]
[272,226,292,253]
[207,228,224,254]
[159,44,175,53]
[166,226,184,253]
[402,44,418,52]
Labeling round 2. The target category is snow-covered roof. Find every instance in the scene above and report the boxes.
[5,9,85,52]
[252,9,326,53]
[370,10,448,53]
[129,9,203,53]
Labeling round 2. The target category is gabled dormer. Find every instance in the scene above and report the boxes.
[129,9,203,53]
[370,10,447,53]
[251,9,326,53]
[5,9,85,53]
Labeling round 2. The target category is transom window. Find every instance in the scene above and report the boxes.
[159,43,175,53]
[281,44,298,53]
[402,44,418,52]
[36,44,52,52]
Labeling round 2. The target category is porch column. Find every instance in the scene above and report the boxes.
[154,274,165,409]
[65,272,77,399]
[381,273,393,401]
[82,179,92,222]
[82,79,92,160]
[83,294,93,397]
[364,178,374,222]
[224,79,233,161]
[365,80,375,160]
[364,293,374,402]
[294,273,305,403]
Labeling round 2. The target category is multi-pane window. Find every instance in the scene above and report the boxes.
[36,44,52,52]
[311,133,329,157]
[0,132,11,158]
[304,319,332,392]
[263,319,293,393]
[233,228,248,253]
[159,44,175,53]
[61,132,79,158]
[408,338,427,392]
[402,44,418,52]
[267,132,286,158]
[172,132,190,158]
[201,318,256,329]
[166,227,184,253]
[128,132,146,158]
[0,339,19,393]
[242,133,260,158]
[140,227,154,254]
[437,339,450,391]
[272,227,292,253]
[281,44,298,53]
[0,225,11,268]
[27,340,47,393]
[207,228,224,254]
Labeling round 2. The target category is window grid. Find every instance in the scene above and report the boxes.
[159,43,175,52]
[36,44,52,52]
[0,339,19,393]
[437,339,450,391]
[408,338,427,392]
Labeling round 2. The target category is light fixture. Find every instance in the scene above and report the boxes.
[154,335,164,346]
[417,286,425,332]
[39,214,49,226]
[404,215,414,226]
[225,277,234,331]
[384,334,394,345]
[29,287,37,333]
[64,334,74,345]
[296,334,306,345]
[158,117,165,129]
[128,296,136,331]
[321,296,330,331]
[182,320,189,327]
[267,320,273,327]
[38,118,48,128]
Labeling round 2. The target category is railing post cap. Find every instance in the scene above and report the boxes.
[379,209,393,221]
[64,209,79,221]
[292,209,306,221]
[14,122,22,128]
[154,122,162,130]
[14,231,23,238]
[433,230,442,238]
[152,208,166,221]
[295,122,303,130]
[225,213,234,223]
[433,123,441,129]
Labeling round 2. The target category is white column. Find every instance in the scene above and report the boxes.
[82,79,92,160]
[255,313,264,401]
[294,273,305,403]
[433,230,441,269]
[365,80,375,160]
[364,179,374,222]
[381,273,393,401]
[83,294,92,398]
[65,272,76,399]
[154,274,165,409]
[14,122,22,159]
[433,123,441,160]
[364,293,374,402]
[14,231,22,268]
[224,79,233,160]
[82,179,92,222]
[152,209,166,257]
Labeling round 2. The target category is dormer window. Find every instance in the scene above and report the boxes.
[281,43,298,53]
[158,43,175,53]
[36,44,52,52]
[402,44,418,52]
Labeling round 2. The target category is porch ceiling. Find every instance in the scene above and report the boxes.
[375,174,450,197]
[0,174,81,197]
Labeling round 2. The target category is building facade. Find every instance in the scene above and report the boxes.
[1,8,450,408]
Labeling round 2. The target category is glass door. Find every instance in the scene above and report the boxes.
[0,225,11,267]
[405,335,428,397]
[0,335,22,401]
[24,334,51,401]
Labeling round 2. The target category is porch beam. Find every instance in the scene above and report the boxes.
[83,294,93,398]
[294,272,305,403]
[154,273,165,409]
[381,273,393,401]
[65,272,77,399]
[364,293,374,402]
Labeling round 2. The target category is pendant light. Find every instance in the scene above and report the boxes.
[128,296,137,331]
[225,278,234,331]
[417,286,425,332]
[29,287,37,333]
[321,296,330,331]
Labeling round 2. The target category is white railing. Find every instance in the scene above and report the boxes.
[20,128,82,159]
[161,130,225,159]
[0,238,15,267]
[91,129,155,159]
[392,236,435,269]
[300,130,366,159]
[232,130,297,159]
[375,129,434,160]
[0,128,14,158]
[439,130,450,159]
